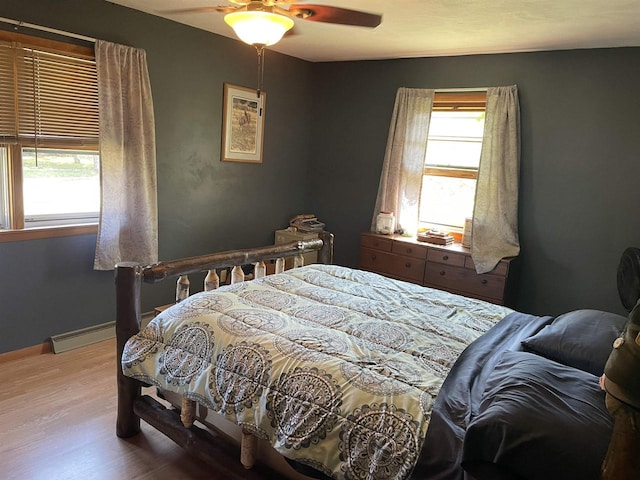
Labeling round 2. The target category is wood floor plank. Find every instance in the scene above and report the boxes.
[0,338,274,479]
[0,342,51,364]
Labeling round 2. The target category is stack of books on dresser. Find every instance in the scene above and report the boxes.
[417,230,455,245]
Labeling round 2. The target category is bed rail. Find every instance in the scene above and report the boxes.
[115,231,334,458]
[141,233,332,283]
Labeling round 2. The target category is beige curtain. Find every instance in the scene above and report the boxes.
[371,88,434,235]
[471,85,520,273]
[93,40,158,270]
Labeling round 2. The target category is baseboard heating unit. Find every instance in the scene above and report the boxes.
[50,312,155,353]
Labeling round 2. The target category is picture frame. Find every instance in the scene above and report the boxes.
[221,83,266,163]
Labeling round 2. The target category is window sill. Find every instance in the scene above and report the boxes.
[0,224,98,242]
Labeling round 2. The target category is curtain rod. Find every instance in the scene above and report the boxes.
[0,16,96,43]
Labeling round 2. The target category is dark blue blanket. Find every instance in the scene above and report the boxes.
[416,311,613,480]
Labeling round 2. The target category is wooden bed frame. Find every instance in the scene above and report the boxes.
[114,231,639,479]
[115,231,333,476]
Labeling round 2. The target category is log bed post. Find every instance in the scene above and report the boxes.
[115,262,143,438]
[318,231,334,265]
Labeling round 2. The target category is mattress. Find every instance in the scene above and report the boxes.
[122,264,512,480]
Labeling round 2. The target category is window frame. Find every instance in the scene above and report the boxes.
[419,91,487,234]
[0,30,99,242]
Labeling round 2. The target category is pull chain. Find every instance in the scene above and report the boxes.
[255,45,265,100]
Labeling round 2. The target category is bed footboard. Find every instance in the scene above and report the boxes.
[115,232,334,469]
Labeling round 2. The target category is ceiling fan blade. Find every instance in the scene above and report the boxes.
[159,6,237,15]
[288,4,381,28]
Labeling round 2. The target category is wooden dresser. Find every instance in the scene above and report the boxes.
[359,232,518,307]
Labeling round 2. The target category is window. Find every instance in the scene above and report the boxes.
[0,31,99,237]
[418,92,486,232]
[22,148,100,227]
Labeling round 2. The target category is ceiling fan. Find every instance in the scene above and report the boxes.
[164,1,381,96]
[164,1,382,46]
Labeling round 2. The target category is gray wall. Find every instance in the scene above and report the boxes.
[0,0,314,353]
[307,50,640,317]
[2,0,639,354]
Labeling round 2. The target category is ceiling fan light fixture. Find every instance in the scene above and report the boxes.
[224,11,294,47]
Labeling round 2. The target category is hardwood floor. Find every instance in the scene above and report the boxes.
[0,338,276,479]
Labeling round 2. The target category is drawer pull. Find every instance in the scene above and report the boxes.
[442,255,449,261]
[406,248,412,254]
[405,262,411,268]
[372,255,377,260]
[439,270,446,276]
[481,279,488,285]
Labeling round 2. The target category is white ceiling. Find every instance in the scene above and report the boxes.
[107,0,640,62]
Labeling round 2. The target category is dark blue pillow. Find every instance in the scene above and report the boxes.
[521,309,627,376]
[462,351,612,480]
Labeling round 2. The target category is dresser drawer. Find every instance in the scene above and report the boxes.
[360,234,393,252]
[464,256,509,277]
[391,241,428,259]
[359,247,394,274]
[426,249,466,267]
[387,256,426,283]
[425,264,506,301]
[360,231,517,306]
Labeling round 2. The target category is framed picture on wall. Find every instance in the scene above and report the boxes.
[221,83,266,163]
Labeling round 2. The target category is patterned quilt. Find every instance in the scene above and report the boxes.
[122,264,512,480]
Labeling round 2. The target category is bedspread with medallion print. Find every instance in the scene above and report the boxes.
[122,264,512,480]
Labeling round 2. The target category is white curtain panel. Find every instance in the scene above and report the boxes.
[93,40,158,270]
[471,85,521,274]
[371,88,434,235]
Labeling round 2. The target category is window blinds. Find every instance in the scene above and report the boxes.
[432,92,487,112]
[0,40,98,147]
